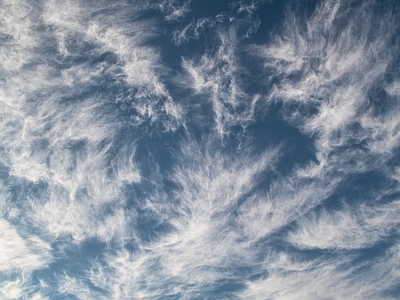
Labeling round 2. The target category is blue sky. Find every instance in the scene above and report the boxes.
[1,0,400,299]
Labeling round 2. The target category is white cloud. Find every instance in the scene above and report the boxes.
[240,243,400,299]
[0,0,159,247]
[181,29,259,135]
[257,0,400,171]
[85,22,163,91]
[42,0,183,129]
[82,140,279,298]
[0,278,24,300]
[386,81,400,97]
[156,0,192,22]
[58,273,95,299]
[234,0,400,296]
[30,293,49,300]
[0,219,52,272]
[236,165,341,242]
[0,0,399,298]
[0,0,37,72]
[172,18,212,45]
[287,201,400,250]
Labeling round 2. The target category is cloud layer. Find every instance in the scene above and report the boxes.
[1,0,399,299]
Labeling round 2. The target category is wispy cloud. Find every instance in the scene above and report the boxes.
[1,0,399,298]
[172,17,212,45]
[256,0,400,168]
[0,0,175,295]
[287,200,400,250]
[240,243,400,299]
[85,138,279,298]
[156,0,192,22]
[238,0,400,296]
[43,0,183,129]
[0,219,52,272]
[181,29,260,136]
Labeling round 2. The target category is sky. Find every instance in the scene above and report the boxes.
[1,0,400,299]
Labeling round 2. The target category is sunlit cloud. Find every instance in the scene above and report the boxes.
[1,0,399,298]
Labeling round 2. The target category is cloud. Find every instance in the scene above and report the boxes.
[57,273,98,299]
[0,0,180,248]
[0,0,399,298]
[237,0,400,296]
[287,201,400,250]
[240,243,400,299]
[156,0,192,22]
[181,29,259,135]
[172,18,212,45]
[0,0,38,72]
[0,219,52,272]
[256,0,400,170]
[236,170,339,243]
[0,278,25,300]
[42,0,183,129]
[0,218,52,299]
[82,139,279,298]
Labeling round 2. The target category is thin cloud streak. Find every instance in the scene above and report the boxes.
[239,0,400,296]
[86,139,280,298]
